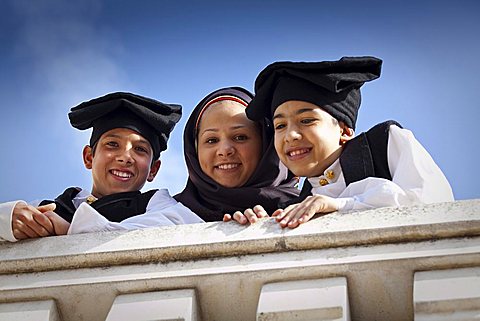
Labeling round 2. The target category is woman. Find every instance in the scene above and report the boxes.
[174,87,299,222]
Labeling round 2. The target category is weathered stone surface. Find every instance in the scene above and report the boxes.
[257,278,350,321]
[0,300,59,321]
[414,267,480,320]
[0,200,479,321]
[0,199,478,274]
[105,289,198,321]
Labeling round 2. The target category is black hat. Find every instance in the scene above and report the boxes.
[69,92,182,159]
[246,56,382,129]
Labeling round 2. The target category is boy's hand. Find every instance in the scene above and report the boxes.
[272,195,338,229]
[43,211,70,235]
[12,203,56,240]
[223,205,269,225]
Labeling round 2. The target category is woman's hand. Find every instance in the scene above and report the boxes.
[223,205,269,224]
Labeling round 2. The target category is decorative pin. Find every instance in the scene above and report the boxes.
[319,178,329,186]
[86,195,97,204]
[325,169,335,180]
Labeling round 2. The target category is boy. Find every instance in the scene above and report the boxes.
[227,56,453,228]
[0,92,203,242]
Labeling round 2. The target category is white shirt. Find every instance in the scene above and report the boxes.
[307,125,454,211]
[0,189,204,242]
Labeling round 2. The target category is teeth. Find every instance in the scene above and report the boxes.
[112,170,133,178]
[289,149,309,156]
[218,163,239,170]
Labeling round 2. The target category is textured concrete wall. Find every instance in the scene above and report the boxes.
[0,199,479,320]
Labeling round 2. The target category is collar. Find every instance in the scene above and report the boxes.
[308,159,341,188]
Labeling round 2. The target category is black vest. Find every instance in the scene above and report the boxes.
[281,120,401,208]
[39,188,158,223]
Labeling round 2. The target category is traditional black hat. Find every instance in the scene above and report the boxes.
[69,92,182,159]
[246,56,382,129]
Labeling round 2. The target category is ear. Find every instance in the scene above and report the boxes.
[147,159,161,182]
[83,145,93,169]
[339,123,354,145]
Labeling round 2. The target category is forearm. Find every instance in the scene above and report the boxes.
[335,177,416,212]
[67,202,176,235]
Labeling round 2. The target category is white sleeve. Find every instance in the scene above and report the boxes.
[335,177,416,211]
[67,190,204,235]
[387,125,454,204]
[0,201,25,242]
[334,125,454,212]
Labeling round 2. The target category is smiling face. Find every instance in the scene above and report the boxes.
[83,127,160,198]
[197,100,262,188]
[273,100,353,178]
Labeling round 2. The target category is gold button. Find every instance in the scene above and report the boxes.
[325,169,335,180]
[319,178,329,186]
[86,195,97,204]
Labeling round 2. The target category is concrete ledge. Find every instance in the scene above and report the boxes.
[0,200,478,274]
[0,300,60,321]
[0,200,479,321]
[105,289,199,321]
[414,267,480,319]
[257,278,350,321]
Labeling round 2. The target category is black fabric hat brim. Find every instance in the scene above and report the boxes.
[69,92,182,159]
[246,56,382,129]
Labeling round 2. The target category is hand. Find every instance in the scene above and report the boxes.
[12,203,56,240]
[43,211,70,235]
[272,195,338,229]
[223,205,269,225]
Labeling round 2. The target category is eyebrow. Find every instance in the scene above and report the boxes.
[273,107,316,120]
[103,134,150,145]
[200,125,249,135]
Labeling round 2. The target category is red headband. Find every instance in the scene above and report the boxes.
[194,95,249,132]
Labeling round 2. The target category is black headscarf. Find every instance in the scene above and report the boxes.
[174,87,300,221]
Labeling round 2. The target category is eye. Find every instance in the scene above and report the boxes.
[106,141,119,147]
[274,123,285,130]
[205,137,218,144]
[234,135,248,141]
[301,118,316,124]
[135,146,149,154]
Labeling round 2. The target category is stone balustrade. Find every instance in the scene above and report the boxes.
[0,199,479,321]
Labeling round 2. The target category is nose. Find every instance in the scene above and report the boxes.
[284,124,302,143]
[116,147,134,164]
[217,141,235,157]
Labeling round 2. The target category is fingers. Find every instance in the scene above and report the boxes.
[231,211,248,225]
[12,229,28,240]
[244,208,259,223]
[37,203,56,212]
[32,212,55,234]
[13,222,38,239]
[44,211,70,235]
[271,208,283,217]
[275,200,316,229]
[275,195,338,229]
[223,214,232,222]
[253,205,268,218]
[12,203,53,239]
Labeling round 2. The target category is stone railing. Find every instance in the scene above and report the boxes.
[0,199,479,321]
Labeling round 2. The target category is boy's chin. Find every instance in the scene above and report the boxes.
[109,185,143,195]
[290,166,320,178]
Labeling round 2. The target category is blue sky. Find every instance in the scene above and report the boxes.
[0,0,478,203]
